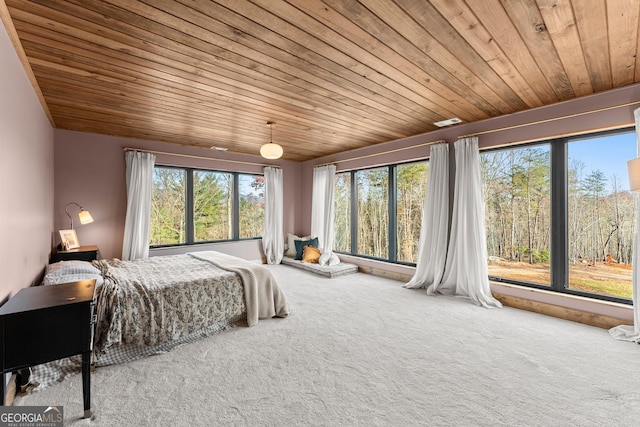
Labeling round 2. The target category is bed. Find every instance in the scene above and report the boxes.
[32,251,289,389]
[91,251,289,365]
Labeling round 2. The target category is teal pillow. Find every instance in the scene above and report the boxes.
[294,238,318,260]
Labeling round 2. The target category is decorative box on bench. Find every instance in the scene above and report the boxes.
[281,256,358,278]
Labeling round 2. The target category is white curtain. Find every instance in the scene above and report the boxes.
[431,137,502,308]
[262,166,284,264]
[122,150,155,260]
[311,165,336,253]
[609,107,640,341]
[405,143,450,289]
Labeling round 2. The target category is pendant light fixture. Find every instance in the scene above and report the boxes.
[260,121,283,160]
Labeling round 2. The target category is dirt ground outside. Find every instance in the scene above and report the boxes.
[487,258,633,299]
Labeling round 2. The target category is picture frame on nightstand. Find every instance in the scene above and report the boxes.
[59,229,80,250]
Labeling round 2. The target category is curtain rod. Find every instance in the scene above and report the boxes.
[460,100,640,138]
[316,139,446,167]
[123,147,279,168]
[477,123,633,152]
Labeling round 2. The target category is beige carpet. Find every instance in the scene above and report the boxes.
[14,264,640,426]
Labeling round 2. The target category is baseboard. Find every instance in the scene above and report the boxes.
[493,292,631,329]
[356,266,631,330]
[356,264,412,282]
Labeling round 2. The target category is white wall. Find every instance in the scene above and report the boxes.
[0,18,54,301]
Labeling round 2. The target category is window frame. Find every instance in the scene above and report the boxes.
[150,165,264,248]
[483,127,634,305]
[335,159,430,267]
[337,128,633,305]
[354,165,391,261]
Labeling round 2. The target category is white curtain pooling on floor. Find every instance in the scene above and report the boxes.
[262,166,284,265]
[405,143,450,289]
[609,107,640,341]
[431,137,502,308]
[311,165,338,265]
[122,150,155,260]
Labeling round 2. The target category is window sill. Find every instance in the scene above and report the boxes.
[149,239,263,261]
[337,254,633,329]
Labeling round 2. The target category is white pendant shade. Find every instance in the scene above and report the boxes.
[260,142,283,159]
[261,121,283,159]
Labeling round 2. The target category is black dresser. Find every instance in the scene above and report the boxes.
[0,280,96,418]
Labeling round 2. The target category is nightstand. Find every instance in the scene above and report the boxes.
[51,245,99,263]
[0,280,96,418]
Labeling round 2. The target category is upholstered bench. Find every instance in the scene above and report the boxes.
[280,256,358,278]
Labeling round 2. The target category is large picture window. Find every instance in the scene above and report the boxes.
[481,145,551,286]
[334,160,429,264]
[357,167,389,259]
[239,174,265,239]
[334,172,352,253]
[193,170,233,242]
[481,129,635,303]
[396,162,429,263]
[151,166,263,247]
[336,129,633,304]
[567,132,635,299]
[151,167,186,245]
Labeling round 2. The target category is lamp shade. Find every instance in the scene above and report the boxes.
[260,142,283,159]
[65,202,94,229]
[78,209,94,225]
[261,121,283,159]
[628,157,640,192]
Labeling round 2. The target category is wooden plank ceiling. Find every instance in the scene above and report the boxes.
[2,0,639,161]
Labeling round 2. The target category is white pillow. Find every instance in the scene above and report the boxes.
[285,233,311,257]
[43,261,103,286]
[319,252,341,266]
[328,253,341,266]
[318,252,331,266]
[45,260,100,276]
[43,273,103,287]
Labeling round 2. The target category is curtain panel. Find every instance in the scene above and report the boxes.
[311,164,340,266]
[262,166,284,265]
[405,143,450,289]
[431,137,502,308]
[122,150,155,260]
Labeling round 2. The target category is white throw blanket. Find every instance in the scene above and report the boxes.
[189,251,290,326]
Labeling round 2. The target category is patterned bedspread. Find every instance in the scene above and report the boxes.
[92,254,247,364]
[27,252,289,392]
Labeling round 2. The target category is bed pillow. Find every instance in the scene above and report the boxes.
[43,260,103,286]
[319,252,341,266]
[294,237,318,260]
[286,233,310,257]
[43,273,103,286]
[302,245,321,263]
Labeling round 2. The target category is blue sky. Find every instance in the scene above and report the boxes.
[239,175,264,201]
[568,130,637,192]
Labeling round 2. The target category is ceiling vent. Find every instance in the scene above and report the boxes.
[434,117,462,127]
